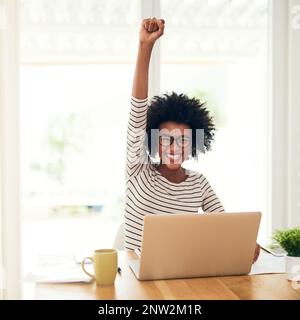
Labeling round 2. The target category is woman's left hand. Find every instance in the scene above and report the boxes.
[252,243,260,263]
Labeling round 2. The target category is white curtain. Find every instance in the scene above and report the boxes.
[0,0,21,299]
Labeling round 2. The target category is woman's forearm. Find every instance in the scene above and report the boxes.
[131,18,164,99]
[131,43,154,100]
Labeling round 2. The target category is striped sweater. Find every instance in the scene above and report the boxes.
[125,96,224,250]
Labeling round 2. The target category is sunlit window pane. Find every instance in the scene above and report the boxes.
[20,0,140,274]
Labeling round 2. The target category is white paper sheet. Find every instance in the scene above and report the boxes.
[249,250,285,275]
[23,253,92,283]
[24,266,92,283]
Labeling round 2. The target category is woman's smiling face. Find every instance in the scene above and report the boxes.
[158,121,192,170]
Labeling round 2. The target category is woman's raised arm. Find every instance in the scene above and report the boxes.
[126,18,164,179]
[131,18,165,99]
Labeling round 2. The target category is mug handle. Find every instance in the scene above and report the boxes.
[81,257,95,279]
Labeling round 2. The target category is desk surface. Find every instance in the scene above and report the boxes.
[28,251,300,300]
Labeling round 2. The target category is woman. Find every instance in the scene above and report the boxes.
[125,18,260,262]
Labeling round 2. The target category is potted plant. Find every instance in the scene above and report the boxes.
[273,227,300,281]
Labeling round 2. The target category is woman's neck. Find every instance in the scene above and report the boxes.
[156,163,188,183]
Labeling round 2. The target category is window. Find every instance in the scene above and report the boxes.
[20,0,140,275]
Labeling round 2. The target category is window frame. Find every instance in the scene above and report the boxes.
[268,0,290,234]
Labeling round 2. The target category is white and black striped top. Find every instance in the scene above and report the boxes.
[125,96,225,251]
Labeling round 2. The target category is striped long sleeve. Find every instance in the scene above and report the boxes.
[200,176,225,213]
[126,96,148,180]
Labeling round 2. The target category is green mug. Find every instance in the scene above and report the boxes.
[82,249,118,285]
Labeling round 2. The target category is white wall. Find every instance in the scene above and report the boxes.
[288,0,300,227]
[0,0,21,299]
[270,0,300,233]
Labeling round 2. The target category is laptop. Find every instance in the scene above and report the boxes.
[129,212,261,280]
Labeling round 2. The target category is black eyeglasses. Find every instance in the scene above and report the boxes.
[159,134,192,148]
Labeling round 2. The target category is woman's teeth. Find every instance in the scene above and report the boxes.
[165,154,181,161]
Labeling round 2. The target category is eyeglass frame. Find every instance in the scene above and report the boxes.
[158,134,192,148]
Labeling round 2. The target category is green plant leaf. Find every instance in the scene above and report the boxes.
[273,227,300,257]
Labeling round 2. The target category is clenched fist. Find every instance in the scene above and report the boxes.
[140,18,165,46]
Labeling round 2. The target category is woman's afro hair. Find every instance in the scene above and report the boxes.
[145,92,216,159]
